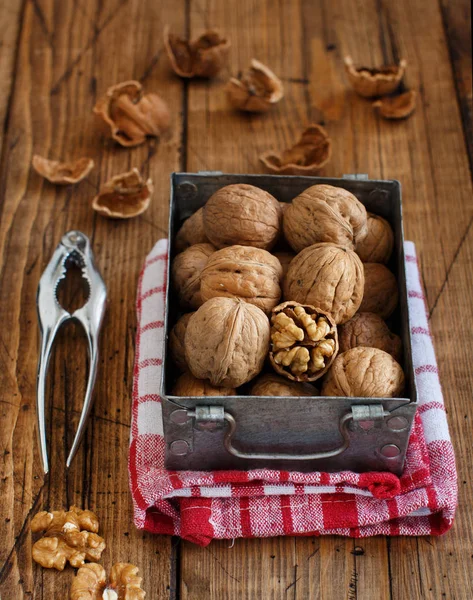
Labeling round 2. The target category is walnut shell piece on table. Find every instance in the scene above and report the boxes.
[200,245,283,314]
[355,212,394,264]
[172,372,236,396]
[92,168,153,219]
[283,184,368,252]
[284,243,365,324]
[269,301,338,382]
[250,372,318,396]
[175,207,209,253]
[259,124,332,176]
[184,297,270,388]
[172,243,216,310]
[226,59,284,113]
[32,155,94,185]
[203,183,282,250]
[70,562,146,600]
[169,313,194,372]
[93,80,170,147]
[338,312,402,363]
[359,263,399,319]
[321,347,405,398]
[344,56,407,98]
[373,90,416,120]
[163,25,230,78]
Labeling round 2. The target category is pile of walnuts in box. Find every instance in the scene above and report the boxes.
[169,182,405,399]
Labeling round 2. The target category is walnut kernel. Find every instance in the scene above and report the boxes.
[344,56,406,98]
[32,156,94,185]
[355,212,394,264]
[338,312,402,362]
[92,169,153,219]
[70,563,145,600]
[359,263,399,319]
[172,243,216,309]
[226,59,283,112]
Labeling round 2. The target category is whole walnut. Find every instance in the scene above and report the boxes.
[172,371,236,396]
[284,243,364,324]
[322,347,405,397]
[283,184,368,252]
[172,243,215,309]
[185,297,270,387]
[250,373,318,396]
[203,184,282,250]
[200,245,283,313]
[169,313,194,371]
[175,207,209,253]
[273,251,295,279]
[359,263,398,319]
[356,213,394,263]
[338,312,402,362]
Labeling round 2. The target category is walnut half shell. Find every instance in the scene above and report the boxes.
[373,90,416,120]
[32,155,94,184]
[226,59,284,113]
[344,56,406,98]
[92,169,153,219]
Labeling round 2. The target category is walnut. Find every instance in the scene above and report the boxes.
[355,212,394,264]
[200,245,282,314]
[321,347,405,398]
[175,208,209,253]
[269,301,338,382]
[226,59,283,113]
[32,156,94,185]
[250,373,318,396]
[172,372,236,396]
[70,563,145,600]
[163,26,230,78]
[338,312,402,362]
[283,184,367,252]
[284,243,364,324]
[93,80,170,147]
[259,124,332,175]
[373,90,416,120]
[203,184,282,250]
[185,297,270,387]
[359,263,399,319]
[169,313,194,371]
[273,251,295,279]
[172,243,215,309]
[31,506,105,571]
[344,56,406,98]
[92,169,153,219]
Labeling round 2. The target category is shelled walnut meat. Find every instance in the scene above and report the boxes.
[172,372,236,396]
[356,212,394,264]
[226,59,284,113]
[338,312,402,362]
[169,312,194,371]
[270,301,338,382]
[172,243,216,309]
[359,263,399,319]
[250,373,318,396]
[175,207,209,253]
[70,563,145,600]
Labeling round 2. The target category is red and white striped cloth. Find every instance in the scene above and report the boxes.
[128,239,457,546]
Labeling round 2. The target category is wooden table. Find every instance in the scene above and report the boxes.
[1,0,472,598]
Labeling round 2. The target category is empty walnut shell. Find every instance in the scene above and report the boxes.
[259,124,332,176]
[163,25,230,78]
[283,184,368,252]
[172,243,216,310]
[284,243,364,324]
[250,373,318,396]
[344,56,407,98]
[203,183,282,250]
[226,59,284,113]
[359,263,399,319]
[93,80,170,147]
[172,372,236,396]
[338,312,402,363]
[32,155,94,184]
[200,245,282,314]
[92,168,153,219]
[185,297,270,388]
[169,313,194,371]
[175,207,209,253]
[373,90,416,120]
[356,212,394,264]
[321,347,405,398]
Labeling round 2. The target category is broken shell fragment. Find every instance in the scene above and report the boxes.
[92,168,153,219]
[32,155,94,184]
[344,56,406,98]
[373,90,416,120]
[93,80,170,147]
[259,124,332,175]
[226,59,284,113]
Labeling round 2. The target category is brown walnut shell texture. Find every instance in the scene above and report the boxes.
[172,372,236,396]
[283,184,368,252]
[185,297,270,388]
[203,183,282,250]
[259,124,332,176]
[175,207,209,253]
[356,212,394,264]
[172,243,216,310]
[164,25,230,78]
[373,90,416,120]
[200,245,283,314]
[92,168,153,219]
[344,56,407,98]
[322,347,405,398]
[250,373,318,397]
[284,243,365,324]
[338,312,402,363]
[359,263,399,319]
[32,155,94,184]
[93,80,170,147]
[226,59,284,113]
[169,313,194,371]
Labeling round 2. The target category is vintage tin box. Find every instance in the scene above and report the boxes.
[161,172,417,475]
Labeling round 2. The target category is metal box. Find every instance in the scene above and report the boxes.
[161,172,417,475]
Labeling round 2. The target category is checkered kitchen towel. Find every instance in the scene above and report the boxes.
[128,240,457,546]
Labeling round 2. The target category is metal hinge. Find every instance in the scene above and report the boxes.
[189,406,225,431]
[342,173,369,180]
